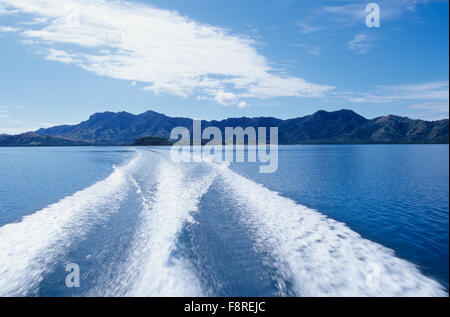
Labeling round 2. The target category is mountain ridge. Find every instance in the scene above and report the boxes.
[0,132,92,147]
[1,109,448,146]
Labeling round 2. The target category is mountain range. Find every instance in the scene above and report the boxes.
[0,109,448,146]
[0,132,91,147]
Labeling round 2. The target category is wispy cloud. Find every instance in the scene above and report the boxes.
[0,0,333,107]
[296,21,323,35]
[0,105,29,128]
[0,105,67,134]
[348,34,373,54]
[38,122,61,128]
[0,105,28,111]
[408,101,449,120]
[0,109,22,124]
[0,2,17,15]
[295,0,441,56]
[18,16,48,25]
[296,2,373,34]
[46,48,77,64]
[346,81,449,103]
[0,127,34,135]
[0,26,20,33]
[321,3,367,21]
[291,43,322,55]
[319,0,433,24]
[339,81,449,119]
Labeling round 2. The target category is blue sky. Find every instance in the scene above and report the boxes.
[0,0,448,134]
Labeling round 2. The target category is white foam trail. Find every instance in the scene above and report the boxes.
[217,166,447,297]
[125,160,217,297]
[0,152,141,296]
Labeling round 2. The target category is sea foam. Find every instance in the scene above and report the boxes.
[125,159,217,296]
[216,165,447,297]
[0,152,141,296]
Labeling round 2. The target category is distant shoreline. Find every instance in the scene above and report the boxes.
[1,142,449,148]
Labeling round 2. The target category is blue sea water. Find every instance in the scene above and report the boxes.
[0,145,448,296]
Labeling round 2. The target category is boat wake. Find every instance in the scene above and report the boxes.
[0,149,446,296]
[124,159,217,296]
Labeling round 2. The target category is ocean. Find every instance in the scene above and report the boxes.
[0,145,448,296]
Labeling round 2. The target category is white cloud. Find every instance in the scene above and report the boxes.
[407,101,449,121]
[296,21,322,34]
[0,26,20,32]
[238,101,249,108]
[0,115,69,134]
[38,122,60,128]
[346,81,450,104]
[18,16,48,25]
[214,91,239,106]
[348,34,372,54]
[0,127,35,134]
[0,109,22,124]
[291,43,322,56]
[322,4,367,20]
[0,105,28,110]
[0,2,15,15]
[0,0,333,105]
[338,81,449,120]
[409,102,449,117]
[196,95,210,101]
[321,0,429,23]
[238,74,332,99]
[296,0,435,38]
[46,48,77,64]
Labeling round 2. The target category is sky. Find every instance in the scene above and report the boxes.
[0,0,448,134]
